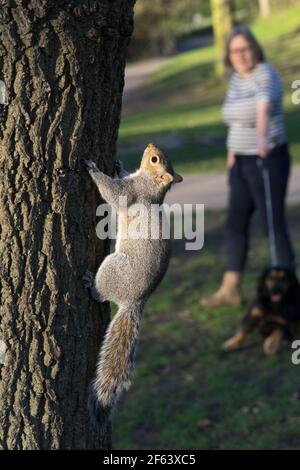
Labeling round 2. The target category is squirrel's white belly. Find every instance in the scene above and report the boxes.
[115,211,168,252]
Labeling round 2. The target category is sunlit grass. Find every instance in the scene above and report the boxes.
[113,206,300,450]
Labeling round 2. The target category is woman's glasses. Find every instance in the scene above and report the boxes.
[229,46,252,55]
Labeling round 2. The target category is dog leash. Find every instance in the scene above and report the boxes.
[257,157,279,267]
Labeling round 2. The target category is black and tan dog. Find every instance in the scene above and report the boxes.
[223,267,300,355]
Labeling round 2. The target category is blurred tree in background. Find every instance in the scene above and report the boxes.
[258,0,271,17]
[210,0,234,77]
[129,0,211,58]
[129,0,300,61]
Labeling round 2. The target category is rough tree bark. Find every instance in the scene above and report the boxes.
[0,0,135,450]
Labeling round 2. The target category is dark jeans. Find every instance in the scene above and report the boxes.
[226,142,295,271]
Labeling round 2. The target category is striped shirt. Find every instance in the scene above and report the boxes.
[222,62,286,155]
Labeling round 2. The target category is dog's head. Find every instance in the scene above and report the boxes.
[258,267,299,304]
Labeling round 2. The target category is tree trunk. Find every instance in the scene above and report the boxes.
[0,0,135,450]
[258,0,271,18]
[210,0,234,77]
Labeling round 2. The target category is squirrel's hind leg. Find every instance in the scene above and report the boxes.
[95,252,136,305]
[83,270,103,302]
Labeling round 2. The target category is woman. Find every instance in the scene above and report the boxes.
[200,26,295,307]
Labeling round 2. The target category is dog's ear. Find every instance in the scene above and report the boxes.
[257,267,270,301]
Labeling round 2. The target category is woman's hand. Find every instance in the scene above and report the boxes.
[227,151,236,168]
[257,137,270,158]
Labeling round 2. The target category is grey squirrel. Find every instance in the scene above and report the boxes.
[83,143,182,433]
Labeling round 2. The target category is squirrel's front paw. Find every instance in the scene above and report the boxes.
[84,159,99,173]
[114,159,124,177]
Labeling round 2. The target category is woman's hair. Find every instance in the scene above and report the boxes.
[224,26,266,70]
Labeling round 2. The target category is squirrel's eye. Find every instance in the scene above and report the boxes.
[150,155,159,165]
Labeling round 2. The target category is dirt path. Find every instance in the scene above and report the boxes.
[122,57,171,113]
[122,57,300,210]
[165,164,300,210]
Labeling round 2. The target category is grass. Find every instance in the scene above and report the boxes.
[111,4,300,450]
[113,205,300,450]
[118,3,300,175]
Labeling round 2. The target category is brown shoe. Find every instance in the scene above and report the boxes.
[199,271,243,307]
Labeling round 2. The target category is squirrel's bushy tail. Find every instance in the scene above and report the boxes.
[87,300,144,434]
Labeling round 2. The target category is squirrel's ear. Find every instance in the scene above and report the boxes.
[173,173,183,183]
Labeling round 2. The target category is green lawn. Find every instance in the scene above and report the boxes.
[112,4,300,450]
[113,206,300,450]
[118,3,300,175]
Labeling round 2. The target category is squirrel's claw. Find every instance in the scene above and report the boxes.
[114,159,123,177]
[83,270,102,302]
[84,159,99,172]
[82,270,95,289]
[114,159,123,170]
